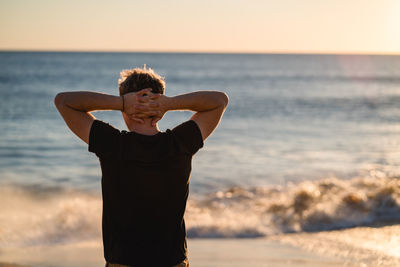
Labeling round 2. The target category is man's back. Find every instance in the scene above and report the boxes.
[55,67,228,266]
[89,120,203,266]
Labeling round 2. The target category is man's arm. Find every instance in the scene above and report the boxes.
[54,89,153,144]
[153,91,229,140]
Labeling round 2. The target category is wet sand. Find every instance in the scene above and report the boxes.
[0,238,345,267]
[0,264,28,267]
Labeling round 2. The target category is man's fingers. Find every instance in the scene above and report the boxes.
[151,117,161,127]
[137,96,149,103]
[134,102,159,112]
[140,111,158,117]
[149,94,160,100]
[132,118,145,124]
[138,88,152,93]
[134,104,148,111]
[131,113,147,118]
[136,88,152,96]
[148,102,159,108]
[131,110,158,117]
[130,114,145,123]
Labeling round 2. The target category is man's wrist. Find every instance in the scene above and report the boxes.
[163,95,174,112]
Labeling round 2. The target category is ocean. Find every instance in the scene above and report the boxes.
[1,52,400,265]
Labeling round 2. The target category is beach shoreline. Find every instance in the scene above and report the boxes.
[3,225,400,266]
[0,238,345,267]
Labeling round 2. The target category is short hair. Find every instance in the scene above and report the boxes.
[118,66,165,96]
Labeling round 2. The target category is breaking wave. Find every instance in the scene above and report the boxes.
[186,175,400,237]
[1,175,400,247]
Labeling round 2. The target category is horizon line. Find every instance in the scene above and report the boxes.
[1,48,399,56]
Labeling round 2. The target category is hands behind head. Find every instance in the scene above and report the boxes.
[123,88,167,126]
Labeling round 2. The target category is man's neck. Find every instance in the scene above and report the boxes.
[127,122,160,136]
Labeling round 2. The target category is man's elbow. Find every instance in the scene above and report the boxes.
[219,92,229,108]
[54,92,67,109]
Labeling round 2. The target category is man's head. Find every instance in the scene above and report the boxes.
[119,67,165,131]
[118,67,165,96]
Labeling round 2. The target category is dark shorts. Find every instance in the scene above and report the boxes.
[106,258,189,267]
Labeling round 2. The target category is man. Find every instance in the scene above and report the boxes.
[54,67,228,267]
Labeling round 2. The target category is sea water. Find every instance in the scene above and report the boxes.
[1,52,400,265]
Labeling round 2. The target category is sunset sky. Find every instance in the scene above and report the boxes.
[0,0,399,54]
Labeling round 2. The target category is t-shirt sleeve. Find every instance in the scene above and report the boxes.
[88,120,121,157]
[171,120,204,155]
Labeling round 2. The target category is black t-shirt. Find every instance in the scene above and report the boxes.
[88,120,203,267]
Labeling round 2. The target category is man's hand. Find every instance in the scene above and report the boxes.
[147,91,229,140]
[123,88,165,124]
[149,94,169,126]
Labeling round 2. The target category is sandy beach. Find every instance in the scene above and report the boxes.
[3,225,400,266]
[0,238,345,267]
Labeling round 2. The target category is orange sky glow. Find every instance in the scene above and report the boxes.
[0,0,399,54]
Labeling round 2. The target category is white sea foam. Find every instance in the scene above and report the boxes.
[186,175,400,238]
[1,175,399,247]
[0,186,101,247]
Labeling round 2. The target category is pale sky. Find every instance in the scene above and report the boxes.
[0,0,399,54]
